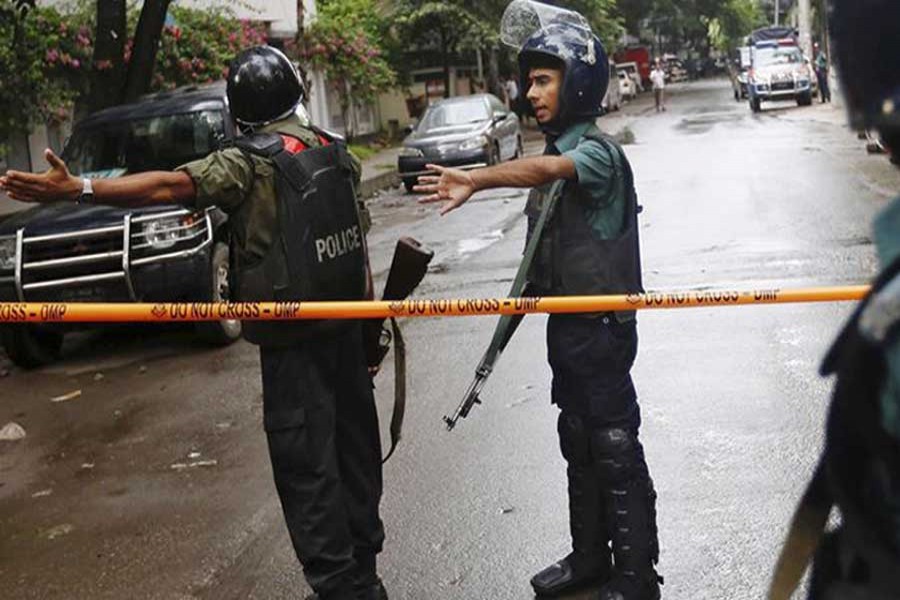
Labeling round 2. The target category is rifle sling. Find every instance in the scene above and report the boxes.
[480,179,565,370]
[382,317,405,463]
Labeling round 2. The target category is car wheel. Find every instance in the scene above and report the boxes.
[514,136,524,159]
[797,93,813,107]
[1,325,63,369]
[196,241,242,346]
[403,178,416,193]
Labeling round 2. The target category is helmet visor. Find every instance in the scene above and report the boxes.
[500,0,594,63]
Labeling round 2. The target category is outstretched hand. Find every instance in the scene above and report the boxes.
[0,149,81,203]
[414,164,477,216]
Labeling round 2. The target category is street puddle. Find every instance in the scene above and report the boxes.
[457,229,504,257]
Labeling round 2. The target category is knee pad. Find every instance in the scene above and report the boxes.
[591,427,645,485]
[558,412,592,466]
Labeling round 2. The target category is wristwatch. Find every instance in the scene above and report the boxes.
[76,178,93,204]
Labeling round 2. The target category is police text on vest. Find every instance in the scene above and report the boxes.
[315,226,362,263]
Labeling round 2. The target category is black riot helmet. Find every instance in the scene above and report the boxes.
[501,0,609,133]
[227,46,305,129]
[830,0,900,145]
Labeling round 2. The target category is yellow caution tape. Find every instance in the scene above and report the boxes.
[0,286,872,324]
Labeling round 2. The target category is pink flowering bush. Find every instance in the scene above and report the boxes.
[153,7,268,91]
[0,2,268,146]
[292,22,395,139]
[0,4,93,142]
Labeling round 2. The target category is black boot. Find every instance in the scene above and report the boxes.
[532,464,613,597]
[354,578,387,600]
[305,580,386,600]
[597,477,661,600]
[305,554,387,600]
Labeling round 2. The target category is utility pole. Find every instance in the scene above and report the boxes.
[798,0,812,58]
[774,0,780,26]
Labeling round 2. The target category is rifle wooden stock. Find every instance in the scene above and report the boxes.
[364,237,434,368]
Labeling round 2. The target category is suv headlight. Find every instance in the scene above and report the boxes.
[399,147,423,158]
[0,237,15,271]
[141,214,203,250]
[459,135,488,151]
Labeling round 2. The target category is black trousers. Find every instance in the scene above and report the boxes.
[260,322,385,595]
[547,313,640,429]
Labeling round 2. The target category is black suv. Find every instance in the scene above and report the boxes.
[0,82,244,367]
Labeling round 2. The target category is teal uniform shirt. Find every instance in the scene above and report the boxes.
[549,120,627,240]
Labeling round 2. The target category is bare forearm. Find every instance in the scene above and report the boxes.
[469,156,576,191]
[90,171,197,207]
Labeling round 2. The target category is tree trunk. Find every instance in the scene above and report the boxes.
[122,0,173,103]
[86,0,127,113]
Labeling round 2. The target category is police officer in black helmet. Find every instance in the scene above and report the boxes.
[416,2,661,598]
[768,2,900,599]
[1,46,387,600]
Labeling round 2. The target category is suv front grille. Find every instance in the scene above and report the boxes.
[9,209,213,301]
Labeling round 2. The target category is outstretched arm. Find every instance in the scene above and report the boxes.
[0,149,196,208]
[415,155,576,215]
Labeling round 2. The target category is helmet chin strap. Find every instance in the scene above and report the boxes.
[235,102,301,132]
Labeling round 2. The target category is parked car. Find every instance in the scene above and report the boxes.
[665,59,689,83]
[0,82,250,368]
[602,62,622,113]
[398,94,522,193]
[616,62,645,94]
[618,70,637,100]
[614,45,652,88]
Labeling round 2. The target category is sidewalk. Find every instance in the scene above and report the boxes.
[359,146,402,198]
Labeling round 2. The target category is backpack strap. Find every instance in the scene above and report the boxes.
[232,132,284,158]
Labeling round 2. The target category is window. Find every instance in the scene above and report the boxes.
[63,109,227,176]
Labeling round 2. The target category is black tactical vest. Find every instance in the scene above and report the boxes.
[815,258,900,595]
[524,129,643,312]
[231,131,367,346]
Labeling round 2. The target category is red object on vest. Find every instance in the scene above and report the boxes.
[279,134,330,155]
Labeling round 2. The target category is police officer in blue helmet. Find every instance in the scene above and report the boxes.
[768,1,900,599]
[416,1,661,598]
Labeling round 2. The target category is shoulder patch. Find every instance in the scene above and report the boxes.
[860,274,900,343]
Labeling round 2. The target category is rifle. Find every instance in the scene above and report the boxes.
[364,237,433,462]
[364,237,434,369]
[443,180,565,431]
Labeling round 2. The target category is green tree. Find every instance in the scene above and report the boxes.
[393,1,493,99]
[0,2,94,145]
[293,0,395,140]
[707,0,765,53]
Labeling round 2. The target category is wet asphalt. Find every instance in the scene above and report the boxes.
[2,78,900,600]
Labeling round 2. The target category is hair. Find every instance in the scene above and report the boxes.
[523,51,565,74]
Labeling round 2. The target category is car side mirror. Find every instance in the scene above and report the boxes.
[402,124,414,135]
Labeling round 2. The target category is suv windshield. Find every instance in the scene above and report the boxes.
[755,47,803,67]
[419,101,489,130]
[63,109,226,176]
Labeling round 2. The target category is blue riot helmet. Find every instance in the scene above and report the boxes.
[501,0,609,129]
[830,0,900,146]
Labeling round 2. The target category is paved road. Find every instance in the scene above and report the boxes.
[2,79,899,599]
